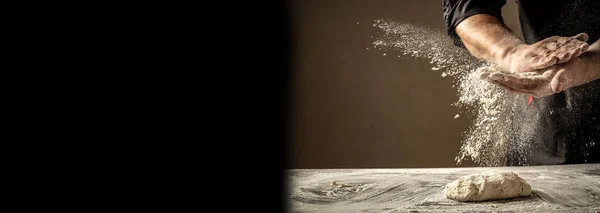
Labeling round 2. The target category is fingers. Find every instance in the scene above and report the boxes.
[571,33,589,42]
[542,33,587,47]
[482,71,535,90]
[569,45,585,58]
[570,33,590,54]
[545,35,589,64]
[554,42,587,63]
[493,80,539,97]
[486,76,540,97]
[578,42,590,53]
[499,75,538,90]
[555,52,573,64]
[481,70,559,98]
[519,34,588,73]
[477,70,492,80]
[487,72,504,81]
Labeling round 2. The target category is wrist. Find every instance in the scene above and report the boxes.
[587,39,600,53]
[587,48,600,56]
[593,56,600,80]
[493,44,524,72]
[580,54,600,82]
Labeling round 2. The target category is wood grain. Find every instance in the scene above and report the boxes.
[286,164,600,212]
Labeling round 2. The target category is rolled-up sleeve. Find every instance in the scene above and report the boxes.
[443,0,506,47]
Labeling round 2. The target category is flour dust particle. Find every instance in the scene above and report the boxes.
[371,19,529,166]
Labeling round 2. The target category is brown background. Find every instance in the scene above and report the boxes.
[288,0,523,168]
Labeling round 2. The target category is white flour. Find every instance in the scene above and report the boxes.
[372,19,521,166]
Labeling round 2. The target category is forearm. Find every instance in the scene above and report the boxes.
[565,39,600,89]
[583,39,600,80]
[592,55,600,80]
[588,39,600,53]
[455,14,524,67]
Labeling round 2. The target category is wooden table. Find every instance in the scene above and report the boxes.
[286,163,600,212]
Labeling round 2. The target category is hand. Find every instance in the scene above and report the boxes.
[480,52,599,98]
[478,66,557,98]
[499,33,589,73]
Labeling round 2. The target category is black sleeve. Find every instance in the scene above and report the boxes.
[443,0,506,47]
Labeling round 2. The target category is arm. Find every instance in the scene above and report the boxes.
[455,14,523,68]
[456,14,590,73]
[583,38,600,73]
[552,39,600,91]
[590,40,600,80]
[589,38,600,52]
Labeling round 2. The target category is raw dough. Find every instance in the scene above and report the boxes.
[444,171,532,202]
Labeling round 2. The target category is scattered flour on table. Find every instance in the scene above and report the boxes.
[371,19,527,166]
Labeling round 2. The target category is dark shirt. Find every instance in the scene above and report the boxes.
[443,0,600,165]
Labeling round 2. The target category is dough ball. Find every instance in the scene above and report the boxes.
[444,171,532,202]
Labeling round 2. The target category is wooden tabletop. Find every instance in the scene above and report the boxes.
[286,163,600,212]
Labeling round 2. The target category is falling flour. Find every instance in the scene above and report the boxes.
[372,19,526,166]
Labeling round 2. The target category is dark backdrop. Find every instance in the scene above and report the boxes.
[287,0,522,168]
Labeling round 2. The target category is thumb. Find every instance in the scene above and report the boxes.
[550,70,566,93]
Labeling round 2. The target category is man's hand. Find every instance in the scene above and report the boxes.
[455,14,597,97]
[500,33,589,73]
[456,14,589,73]
[480,40,600,98]
[478,67,557,97]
